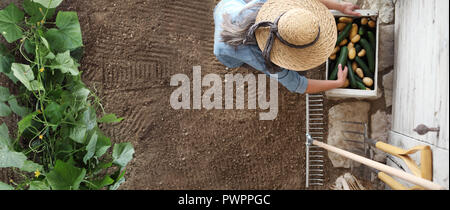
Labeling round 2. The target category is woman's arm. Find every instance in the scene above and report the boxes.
[305,64,348,94]
[319,0,361,16]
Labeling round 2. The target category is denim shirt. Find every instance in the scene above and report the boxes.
[213,0,309,94]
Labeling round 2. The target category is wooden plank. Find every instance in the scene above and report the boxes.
[387,131,449,189]
[392,0,449,149]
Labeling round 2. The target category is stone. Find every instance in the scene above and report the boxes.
[370,110,391,143]
[382,70,394,108]
[359,0,395,24]
[378,24,395,71]
[370,110,391,163]
[327,101,371,168]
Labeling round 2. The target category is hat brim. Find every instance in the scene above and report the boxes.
[255,0,337,71]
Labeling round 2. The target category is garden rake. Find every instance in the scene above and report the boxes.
[340,121,434,190]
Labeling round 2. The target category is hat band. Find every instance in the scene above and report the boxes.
[244,12,321,72]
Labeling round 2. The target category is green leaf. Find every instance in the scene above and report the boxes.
[51,50,80,75]
[88,175,114,190]
[46,160,86,190]
[82,106,97,131]
[29,181,50,190]
[0,181,14,190]
[0,123,12,149]
[31,0,63,9]
[0,86,10,102]
[20,160,43,173]
[44,11,82,52]
[72,85,89,103]
[0,44,17,83]
[70,47,83,63]
[11,63,43,91]
[112,143,134,168]
[23,0,56,23]
[68,125,86,144]
[98,113,124,124]
[44,102,63,124]
[8,98,30,117]
[109,177,125,190]
[18,111,37,135]
[0,3,24,43]
[0,147,27,169]
[109,169,126,190]
[95,130,111,157]
[0,45,17,83]
[0,102,12,117]
[83,132,97,164]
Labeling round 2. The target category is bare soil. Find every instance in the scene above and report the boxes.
[1,0,386,190]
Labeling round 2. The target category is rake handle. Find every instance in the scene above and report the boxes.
[312,140,446,190]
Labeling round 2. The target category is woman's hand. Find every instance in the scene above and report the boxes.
[304,64,349,93]
[336,64,349,87]
[339,2,361,16]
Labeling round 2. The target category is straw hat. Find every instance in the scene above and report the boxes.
[254,0,337,71]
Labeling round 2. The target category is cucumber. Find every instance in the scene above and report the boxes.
[336,23,352,46]
[347,62,357,88]
[367,31,376,50]
[355,74,363,83]
[355,44,362,53]
[355,56,373,78]
[358,26,366,36]
[355,80,367,90]
[329,46,348,81]
[359,38,375,73]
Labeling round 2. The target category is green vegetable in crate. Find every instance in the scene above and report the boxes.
[336,23,352,46]
[355,44,362,53]
[346,62,357,88]
[367,31,376,51]
[355,56,373,78]
[358,26,366,36]
[360,38,375,73]
[355,80,367,90]
[329,46,349,80]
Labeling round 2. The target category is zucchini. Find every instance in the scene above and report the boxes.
[355,56,373,78]
[367,31,376,51]
[355,80,367,90]
[355,44,362,53]
[329,46,348,80]
[336,23,352,46]
[347,62,357,88]
[360,38,375,73]
[358,26,366,36]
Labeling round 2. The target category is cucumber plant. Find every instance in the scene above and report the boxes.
[0,0,134,190]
